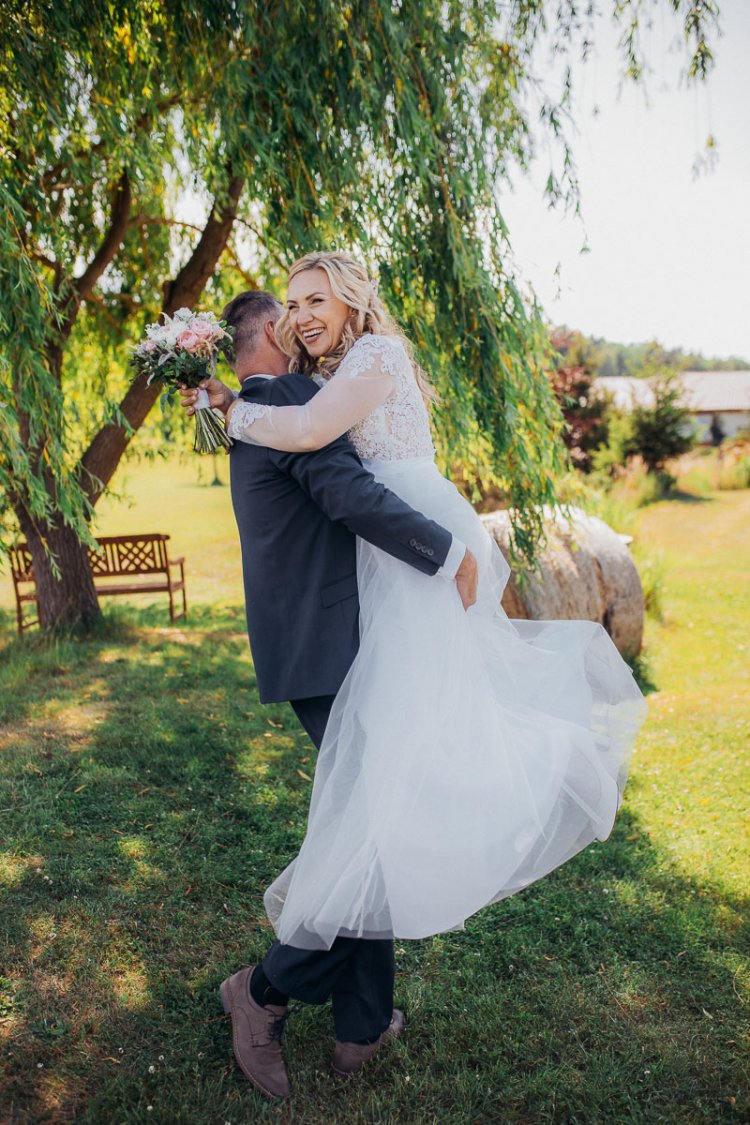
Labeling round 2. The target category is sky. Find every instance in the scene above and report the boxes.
[497,0,750,362]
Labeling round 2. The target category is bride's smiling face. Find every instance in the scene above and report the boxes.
[285,268,351,358]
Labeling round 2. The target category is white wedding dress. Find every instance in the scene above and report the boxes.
[228,333,649,950]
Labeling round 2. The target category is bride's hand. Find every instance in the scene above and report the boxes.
[456,549,478,610]
[178,377,234,416]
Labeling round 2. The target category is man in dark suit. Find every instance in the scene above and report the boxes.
[181,290,476,1099]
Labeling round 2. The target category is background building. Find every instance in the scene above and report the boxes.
[595,371,750,443]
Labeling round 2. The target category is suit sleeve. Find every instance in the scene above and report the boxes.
[264,377,453,576]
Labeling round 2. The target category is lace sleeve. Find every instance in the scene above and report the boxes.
[225,335,399,452]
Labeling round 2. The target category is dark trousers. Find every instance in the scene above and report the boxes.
[260,694,395,1042]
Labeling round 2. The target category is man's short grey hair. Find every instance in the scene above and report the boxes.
[221,290,284,357]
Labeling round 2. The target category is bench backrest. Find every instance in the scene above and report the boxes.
[9,544,34,582]
[89,535,171,576]
[10,535,172,581]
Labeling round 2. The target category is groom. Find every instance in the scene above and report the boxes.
[180,289,477,1099]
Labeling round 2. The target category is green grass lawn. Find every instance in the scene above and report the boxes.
[0,460,748,1124]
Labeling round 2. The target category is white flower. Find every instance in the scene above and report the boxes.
[148,1064,155,1073]
[174,307,193,321]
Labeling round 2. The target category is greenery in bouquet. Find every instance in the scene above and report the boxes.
[131,309,235,453]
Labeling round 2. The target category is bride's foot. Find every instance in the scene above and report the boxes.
[332,1009,406,1076]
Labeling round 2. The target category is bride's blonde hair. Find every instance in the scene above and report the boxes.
[274,250,437,406]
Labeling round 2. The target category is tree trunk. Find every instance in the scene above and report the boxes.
[15,505,101,631]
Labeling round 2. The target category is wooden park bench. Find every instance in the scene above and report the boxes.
[9,534,187,635]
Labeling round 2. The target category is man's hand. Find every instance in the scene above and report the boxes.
[456,548,478,611]
[178,377,235,416]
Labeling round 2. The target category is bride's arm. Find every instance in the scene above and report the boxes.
[225,338,397,452]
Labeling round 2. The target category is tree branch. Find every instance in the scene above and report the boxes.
[78,171,245,505]
[233,215,289,273]
[39,96,184,193]
[72,171,132,303]
[132,215,259,287]
[162,173,245,313]
[55,170,132,347]
[31,249,58,271]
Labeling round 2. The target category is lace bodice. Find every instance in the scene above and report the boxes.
[316,335,435,462]
[225,332,436,461]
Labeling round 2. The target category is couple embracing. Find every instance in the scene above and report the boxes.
[180,251,647,1100]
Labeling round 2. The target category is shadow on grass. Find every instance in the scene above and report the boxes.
[627,650,658,699]
[0,611,748,1124]
[662,487,715,504]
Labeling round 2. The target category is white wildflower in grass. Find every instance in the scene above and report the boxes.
[131,309,235,454]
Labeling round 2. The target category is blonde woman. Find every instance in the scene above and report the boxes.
[195,250,648,960]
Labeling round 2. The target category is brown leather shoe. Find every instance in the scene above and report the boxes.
[219,966,291,1099]
[332,1008,406,1076]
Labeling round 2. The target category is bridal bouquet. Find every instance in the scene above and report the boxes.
[131,308,235,453]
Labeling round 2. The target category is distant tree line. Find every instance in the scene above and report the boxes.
[552,328,749,379]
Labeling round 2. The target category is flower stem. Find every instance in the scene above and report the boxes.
[193,408,233,454]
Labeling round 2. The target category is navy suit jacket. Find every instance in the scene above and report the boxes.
[229,373,453,703]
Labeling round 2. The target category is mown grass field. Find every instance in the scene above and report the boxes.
[0,456,748,1124]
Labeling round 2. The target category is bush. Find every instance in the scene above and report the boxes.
[626,368,697,471]
[718,454,750,490]
[590,410,636,477]
[631,543,666,622]
[548,328,613,472]
[589,367,697,499]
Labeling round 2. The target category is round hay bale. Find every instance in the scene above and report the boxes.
[481,505,645,659]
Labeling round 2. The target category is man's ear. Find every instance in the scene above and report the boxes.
[264,318,279,344]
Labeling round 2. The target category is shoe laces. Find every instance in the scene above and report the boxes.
[267,1000,303,1044]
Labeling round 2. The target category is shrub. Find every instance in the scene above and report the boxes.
[719,457,750,489]
[548,328,613,472]
[590,410,637,478]
[631,544,666,622]
[627,369,697,472]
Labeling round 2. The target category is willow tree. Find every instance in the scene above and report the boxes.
[0,0,719,629]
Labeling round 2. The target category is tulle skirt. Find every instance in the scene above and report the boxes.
[264,457,649,950]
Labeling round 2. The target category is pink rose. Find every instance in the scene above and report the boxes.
[177,330,200,352]
[191,319,213,339]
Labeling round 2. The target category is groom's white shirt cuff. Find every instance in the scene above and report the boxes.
[226,381,465,580]
[437,536,466,580]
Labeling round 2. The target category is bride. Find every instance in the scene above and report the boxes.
[220,250,648,951]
